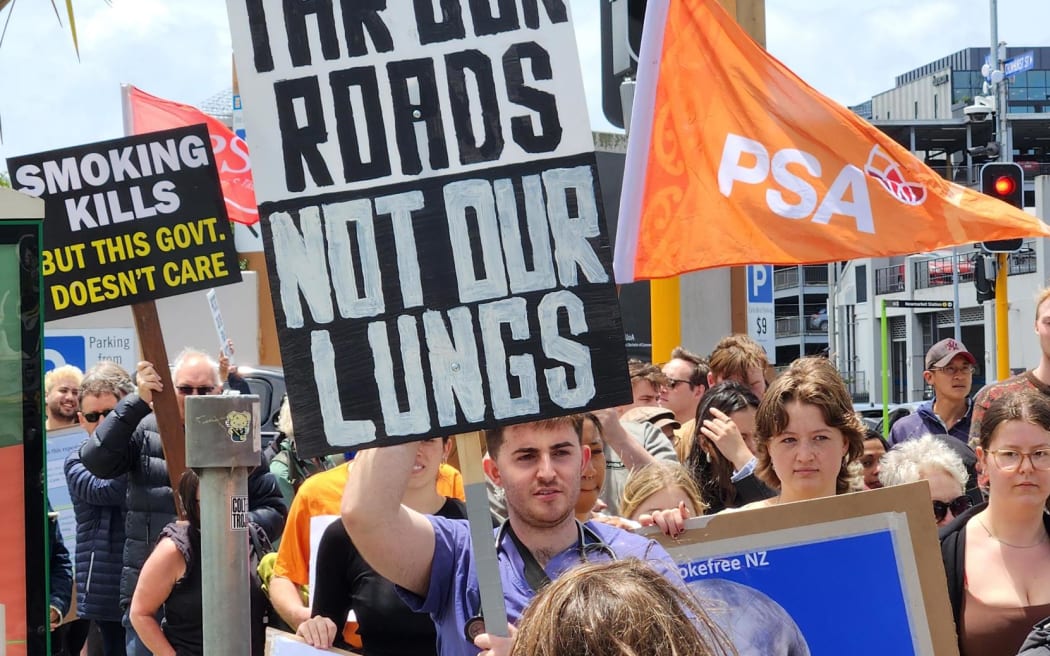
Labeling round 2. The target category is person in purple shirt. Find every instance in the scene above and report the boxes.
[889,338,976,446]
[341,415,685,656]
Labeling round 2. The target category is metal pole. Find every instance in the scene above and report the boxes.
[881,299,890,437]
[185,395,261,656]
[650,278,680,363]
[996,253,1010,380]
[952,247,961,343]
[798,265,805,356]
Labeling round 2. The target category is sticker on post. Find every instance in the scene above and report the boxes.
[231,495,248,531]
[224,410,251,443]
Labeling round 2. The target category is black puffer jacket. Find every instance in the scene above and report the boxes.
[64,446,127,622]
[81,393,288,608]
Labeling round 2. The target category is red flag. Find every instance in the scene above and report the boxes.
[126,85,258,226]
[614,0,1050,282]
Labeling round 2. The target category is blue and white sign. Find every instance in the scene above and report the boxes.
[747,265,775,364]
[1004,51,1035,78]
[44,328,138,374]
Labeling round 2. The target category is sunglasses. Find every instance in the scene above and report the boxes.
[176,385,216,396]
[932,495,972,522]
[81,408,114,423]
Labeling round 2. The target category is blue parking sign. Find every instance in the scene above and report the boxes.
[44,336,86,373]
[747,265,773,303]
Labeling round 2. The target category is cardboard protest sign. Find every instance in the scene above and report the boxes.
[654,483,959,656]
[7,125,242,320]
[226,2,631,455]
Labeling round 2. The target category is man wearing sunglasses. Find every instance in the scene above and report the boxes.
[63,362,136,656]
[80,348,288,656]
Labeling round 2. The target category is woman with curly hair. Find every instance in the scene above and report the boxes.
[738,357,865,509]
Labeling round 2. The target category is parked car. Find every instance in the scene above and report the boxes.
[926,258,974,286]
[853,401,922,434]
[808,308,828,331]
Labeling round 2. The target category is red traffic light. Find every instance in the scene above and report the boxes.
[993,175,1016,196]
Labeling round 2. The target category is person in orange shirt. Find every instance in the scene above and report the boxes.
[267,443,464,647]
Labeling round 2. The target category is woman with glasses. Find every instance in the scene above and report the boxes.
[940,390,1050,656]
[878,434,971,526]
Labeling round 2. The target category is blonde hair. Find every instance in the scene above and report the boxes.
[509,558,736,656]
[620,462,706,520]
[45,365,83,395]
[754,357,865,495]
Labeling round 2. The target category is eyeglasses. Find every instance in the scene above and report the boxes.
[81,408,114,423]
[662,377,693,390]
[176,385,216,396]
[932,495,972,522]
[931,365,974,376]
[988,448,1050,471]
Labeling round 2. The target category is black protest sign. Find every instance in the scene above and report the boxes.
[227,1,632,455]
[7,125,241,319]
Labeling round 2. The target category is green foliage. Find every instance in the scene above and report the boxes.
[0,171,9,188]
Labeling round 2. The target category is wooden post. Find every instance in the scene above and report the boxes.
[723,0,766,335]
[455,431,508,640]
[131,301,185,515]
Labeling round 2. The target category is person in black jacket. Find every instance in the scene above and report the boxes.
[64,361,136,656]
[48,500,74,653]
[81,349,287,656]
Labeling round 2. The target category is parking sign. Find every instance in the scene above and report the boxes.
[746,266,775,364]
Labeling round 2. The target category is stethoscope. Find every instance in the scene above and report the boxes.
[464,519,617,642]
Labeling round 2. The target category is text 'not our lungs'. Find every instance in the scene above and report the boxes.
[264,156,627,446]
[240,0,570,192]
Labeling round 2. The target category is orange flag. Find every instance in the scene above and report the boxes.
[125,85,259,226]
[613,0,1050,282]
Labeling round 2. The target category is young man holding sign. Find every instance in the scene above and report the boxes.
[341,415,683,655]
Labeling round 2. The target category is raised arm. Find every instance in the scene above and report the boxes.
[340,443,436,597]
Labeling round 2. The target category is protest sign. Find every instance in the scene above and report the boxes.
[226,2,631,455]
[266,628,358,655]
[655,483,958,656]
[7,124,242,320]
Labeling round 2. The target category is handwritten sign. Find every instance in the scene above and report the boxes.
[226,1,631,455]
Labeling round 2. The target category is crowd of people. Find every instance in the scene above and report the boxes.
[40,287,1050,656]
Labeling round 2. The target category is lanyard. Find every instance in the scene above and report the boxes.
[499,520,616,593]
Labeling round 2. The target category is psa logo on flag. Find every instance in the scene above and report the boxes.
[865,146,926,206]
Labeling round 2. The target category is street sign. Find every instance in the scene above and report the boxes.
[44,328,138,373]
[746,265,775,364]
[885,300,954,309]
[1004,51,1035,79]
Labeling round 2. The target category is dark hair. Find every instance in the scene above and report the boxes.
[755,357,865,494]
[178,469,202,530]
[486,415,584,460]
[978,389,1050,450]
[683,382,760,512]
[670,346,711,390]
[864,428,890,453]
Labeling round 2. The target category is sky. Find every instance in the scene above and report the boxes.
[0,0,1048,172]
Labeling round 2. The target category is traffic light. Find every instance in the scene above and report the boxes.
[980,162,1024,253]
[600,0,648,129]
